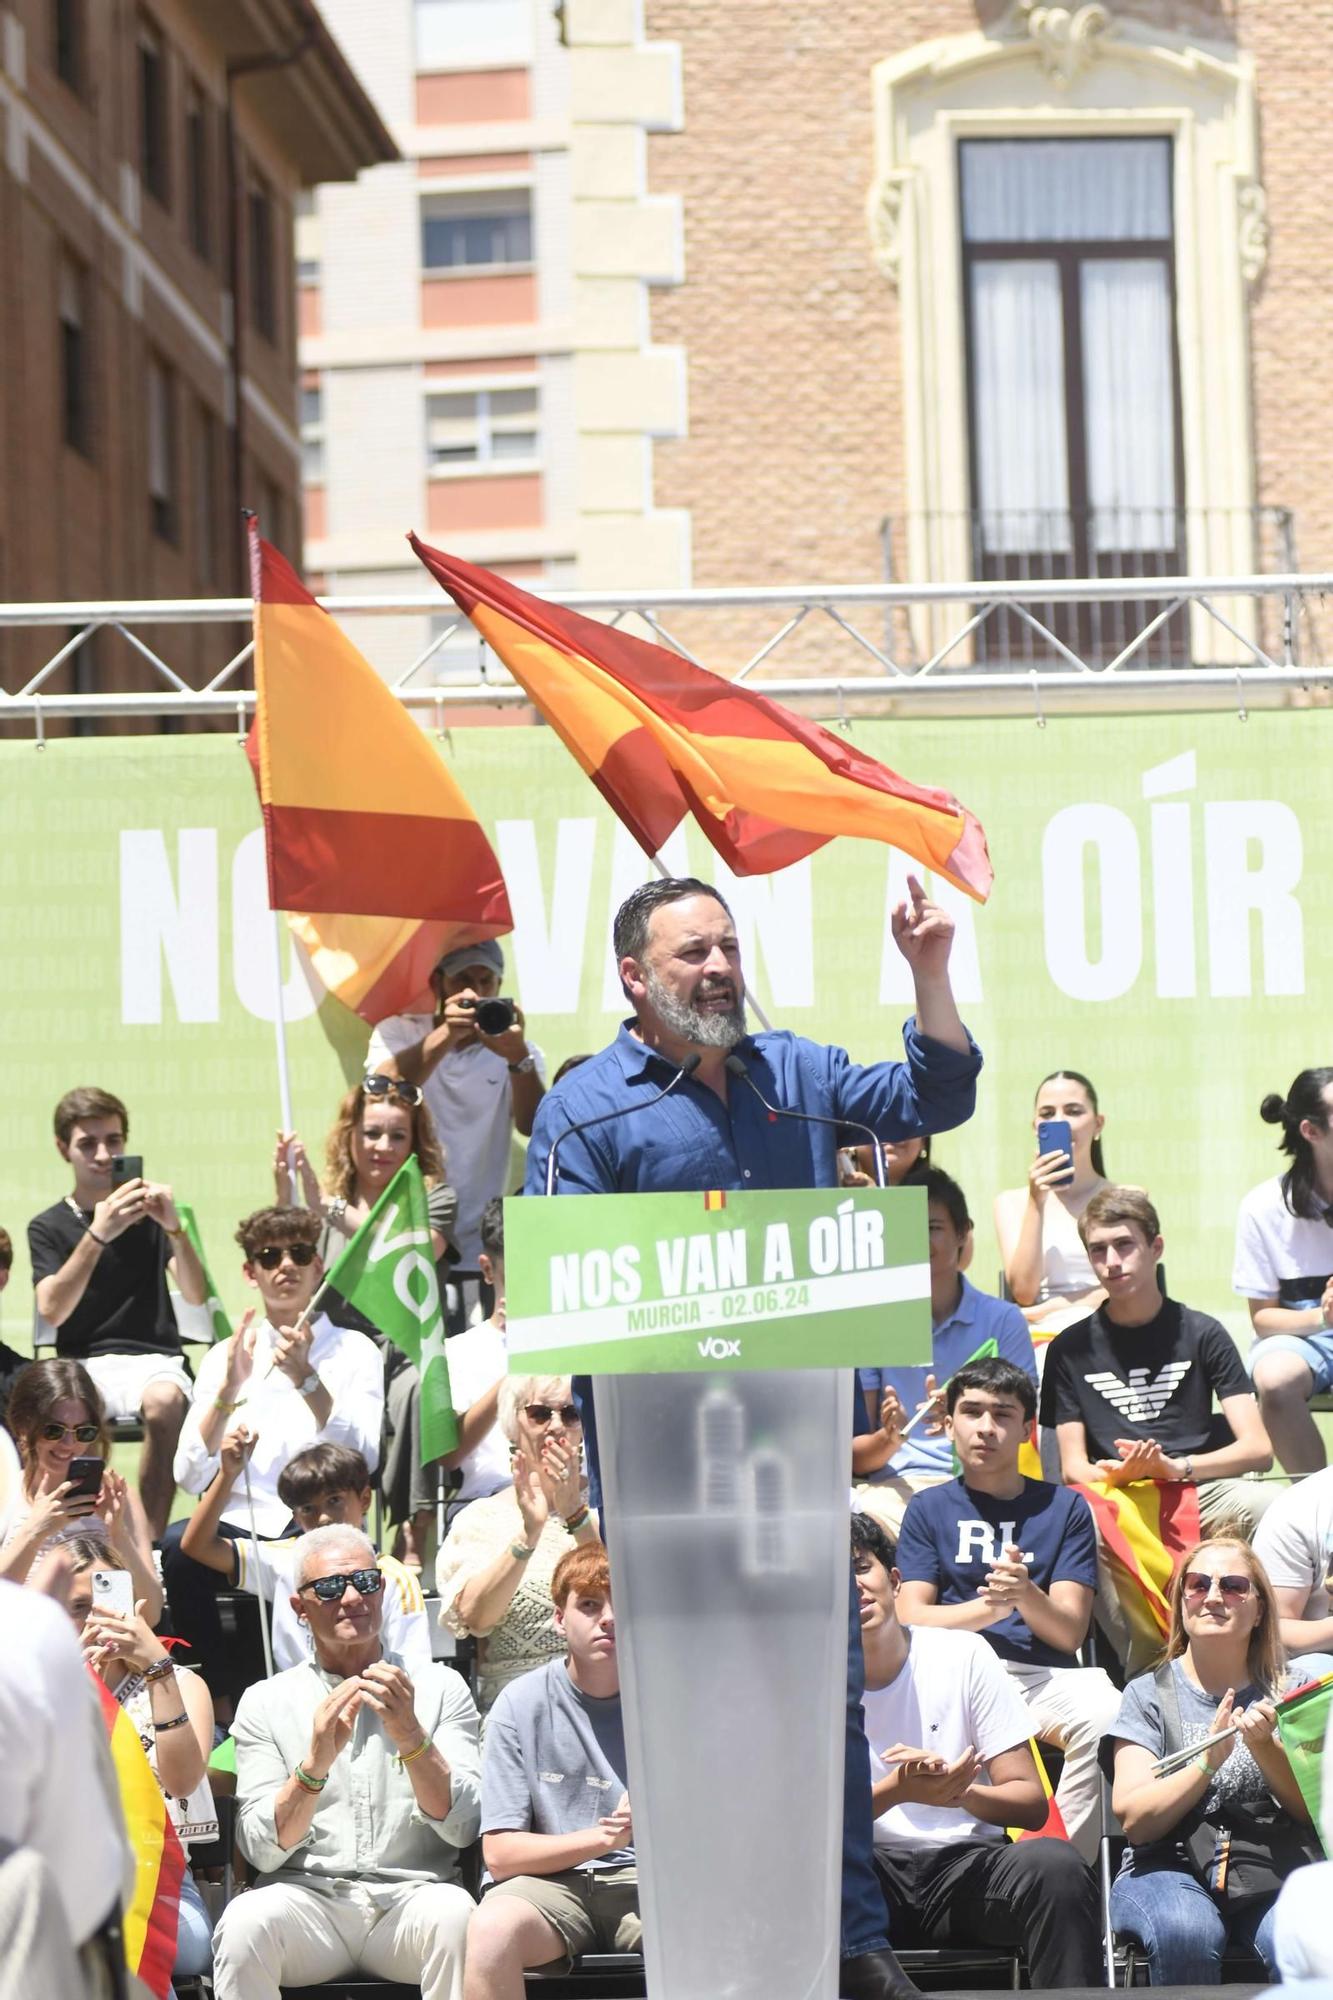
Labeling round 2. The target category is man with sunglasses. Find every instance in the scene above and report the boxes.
[164,1208,385,1701]
[369,938,547,1290]
[212,1522,480,2000]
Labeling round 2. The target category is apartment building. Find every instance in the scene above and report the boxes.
[0,0,394,700]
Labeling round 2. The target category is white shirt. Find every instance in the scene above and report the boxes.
[447,1317,510,1502]
[1254,1466,1333,1625]
[1233,1175,1333,1301]
[173,1312,384,1536]
[234,1542,432,1675]
[0,1581,128,1945]
[367,1016,547,1265]
[863,1625,1034,1848]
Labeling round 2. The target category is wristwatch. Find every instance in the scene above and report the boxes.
[508,1053,536,1075]
[298,1369,321,1397]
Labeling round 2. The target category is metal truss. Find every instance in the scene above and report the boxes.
[1,571,1331,731]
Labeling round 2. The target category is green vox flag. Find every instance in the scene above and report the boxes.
[176,1201,231,1342]
[323,1157,458,1461]
[1276,1673,1333,1856]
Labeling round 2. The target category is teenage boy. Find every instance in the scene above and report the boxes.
[895,1356,1116,1861]
[164,1207,384,1693]
[464,1545,637,2000]
[1039,1186,1274,1538]
[855,1168,1037,1538]
[1254,1464,1333,1655]
[181,1440,430,1673]
[852,1511,1102,1990]
[441,1197,510,1507]
[28,1084,207,1537]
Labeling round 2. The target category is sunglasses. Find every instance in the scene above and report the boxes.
[251,1241,317,1270]
[298,1567,385,1602]
[361,1074,422,1108]
[1182,1571,1253,1602]
[525,1403,582,1427]
[40,1421,101,1444]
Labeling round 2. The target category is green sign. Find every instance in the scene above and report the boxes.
[0,711,1328,1354]
[503,1186,930,1374]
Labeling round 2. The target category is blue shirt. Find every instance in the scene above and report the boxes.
[858,1277,1037,1478]
[523,1017,982,1197]
[895,1475,1098,1669]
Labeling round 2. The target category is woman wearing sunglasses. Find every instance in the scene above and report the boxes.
[274,1076,459,1569]
[1105,1535,1324,1983]
[436,1374,600,1716]
[0,1356,162,1619]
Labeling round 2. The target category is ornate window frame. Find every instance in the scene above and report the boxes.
[867,10,1264,641]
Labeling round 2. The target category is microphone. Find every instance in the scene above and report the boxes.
[544,1052,702,1194]
[723,1055,888,1188]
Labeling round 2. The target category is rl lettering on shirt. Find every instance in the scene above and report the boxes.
[954,1522,1036,1566]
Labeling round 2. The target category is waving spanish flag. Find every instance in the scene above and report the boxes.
[93,1674,184,2000]
[409,537,992,897]
[248,524,511,1018]
[1075,1477,1201,1660]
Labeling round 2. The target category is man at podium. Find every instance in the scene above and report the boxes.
[524,873,981,2000]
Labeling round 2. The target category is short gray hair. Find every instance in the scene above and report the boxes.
[497,1374,574,1445]
[293,1523,376,1588]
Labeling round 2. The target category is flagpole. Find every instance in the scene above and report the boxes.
[270,910,296,1140]
[648,851,775,1033]
[241,1453,276,1681]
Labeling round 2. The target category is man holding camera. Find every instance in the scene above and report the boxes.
[368,941,546,1283]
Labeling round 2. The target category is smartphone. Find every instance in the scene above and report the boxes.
[1036,1118,1074,1188]
[91,1567,135,1618]
[65,1454,105,1500]
[111,1153,144,1189]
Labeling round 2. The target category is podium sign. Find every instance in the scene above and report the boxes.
[504,1183,930,1375]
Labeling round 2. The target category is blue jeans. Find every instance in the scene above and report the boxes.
[1111,1865,1279,1984]
[573,1376,889,1961]
[173,1866,214,1978]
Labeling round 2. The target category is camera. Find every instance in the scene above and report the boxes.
[470,995,516,1036]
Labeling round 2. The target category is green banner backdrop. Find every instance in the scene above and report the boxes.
[0,712,1325,1350]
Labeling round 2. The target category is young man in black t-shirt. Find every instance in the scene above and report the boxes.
[27,1085,206,1536]
[1038,1186,1275,1543]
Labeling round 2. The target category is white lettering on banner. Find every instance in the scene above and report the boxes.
[120,829,220,1024]
[602,823,691,1011]
[879,850,983,1005]
[495,817,596,1014]
[698,1337,741,1360]
[712,858,815,1009]
[393,1250,439,1318]
[368,1199,431,1263]
[230,829,320,1024]
[1204,801,1303,997]
[550,1246,643,1313]
[1043,804,1142,1001]
[762,1222,795,1283]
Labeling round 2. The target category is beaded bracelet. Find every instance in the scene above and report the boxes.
[563,1504,591,1535]
[294,1763,327,1792]
[399,1736,431,1765]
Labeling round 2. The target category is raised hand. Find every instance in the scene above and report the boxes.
[890,873,955,981]
[307,1678,364,1777]
[84,1597,166,1676]
[917,1372,946,1438]
[1234,1697,1278,1754]
[355,1660,422,1752]
[140,1181,182,1235]
[1199,1690,1238,1774]
[272,1318,315,1388]
[980,1541,1031,1609]
[878,1386,907,1449]
[1028,1147,1073,1203]
[541,1430,583,1520]
[221,1311,258,1396]
[513,1445,552,1545]
[219,1424,257,1479]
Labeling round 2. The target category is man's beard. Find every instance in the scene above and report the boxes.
[643,965,747,1049]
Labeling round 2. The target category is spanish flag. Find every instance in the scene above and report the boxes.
[1009,1739,1070,1844]
[1075,1477,1201,1657]
[409,537,992,898]
[93,1674,184,2000]
[248,526,511,1015]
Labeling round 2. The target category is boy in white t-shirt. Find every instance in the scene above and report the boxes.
[852,1511,1101,1990]
[1234,1069,1333,1473]
[1253,1465,1333,1655]
[181,1440,430,1675]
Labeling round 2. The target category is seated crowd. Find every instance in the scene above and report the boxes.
[4,1048,1333,1996]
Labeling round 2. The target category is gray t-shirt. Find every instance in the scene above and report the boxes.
[482,1658,633,1871]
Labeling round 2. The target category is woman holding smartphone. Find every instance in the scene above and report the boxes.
[994,1070,1111,1340]
[0,1356,162,1619]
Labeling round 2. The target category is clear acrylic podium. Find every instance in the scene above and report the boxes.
[597,1365,853,2000]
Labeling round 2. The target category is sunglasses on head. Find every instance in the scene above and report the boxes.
[251,1240,317,1270]
[1182,1571,1252,1602]
[299,1567,385,1602]
[361,1073,422,1108]
[40,1421,101,1444]
[525,1402,582,1427]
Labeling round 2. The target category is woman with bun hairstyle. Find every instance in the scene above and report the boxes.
[994,1069,1112,1341]
[1234,1068,1333,1475]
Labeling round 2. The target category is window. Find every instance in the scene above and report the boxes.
[300,384,325,482]
[138,15,169,207]
[415,0,531,65]
[147,354,176,541]
[58,256,91,457]
[248,178,277,341]
[185,81,211,259]
[421,192,531,271]
[426,385,539,466]
[53,0,82,93]
[193,401,220,588]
